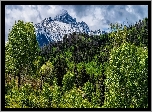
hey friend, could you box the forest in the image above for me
[5,18,148,108]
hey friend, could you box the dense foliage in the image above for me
[5,17,148,108]
[103,42,148,108]
[5,20,39,88]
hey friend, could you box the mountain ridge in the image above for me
[35,9,105,47]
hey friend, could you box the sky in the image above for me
[5,5,148,42]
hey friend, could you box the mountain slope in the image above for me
[35,10,91,47]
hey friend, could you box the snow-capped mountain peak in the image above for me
[35,9,105,47]
[54,9,76,24]
[35,10,90,47]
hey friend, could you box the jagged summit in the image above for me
[54,9,76,24]
[35,9,106,47]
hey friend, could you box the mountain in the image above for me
[34,9,103,47]
[54,10,76,24]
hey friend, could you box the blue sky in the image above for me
[5,5,148,42]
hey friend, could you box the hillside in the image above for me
[5,17,148,108]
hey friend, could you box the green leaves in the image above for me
[62,71,75,92]
[108,23,128,48]
[104,42,148,108]
[6,20,39,77]
[59,86,94,108]
[85,61,102,80]
[39,61,54,86]
[39,61,54,77]
[82,81,94,102]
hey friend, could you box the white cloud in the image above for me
[126,5,134,13]
[5,5,148,42]
[5,5,60,41]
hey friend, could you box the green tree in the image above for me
[62,71,75,92]
[5,42,15,83]
[7,20,39,88]
[75,63,89,88]
[82,81,94,102]
[53,56,68,87]
[108,23,128,48]
[39,61,54,89]
[59,86,96,108]
[103,42,148,108]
